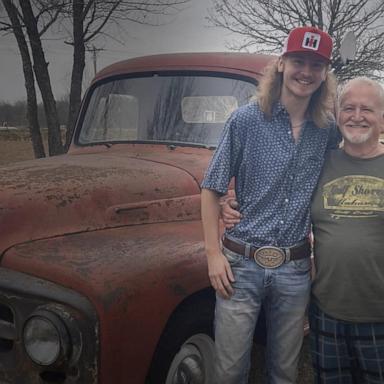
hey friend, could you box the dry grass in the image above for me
[0,138,36,166]
[0,130,45,166]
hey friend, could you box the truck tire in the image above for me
[146,290,215,384]
[165,333,215,384]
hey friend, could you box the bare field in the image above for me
[0,138,35,166]
[0,130,36,166]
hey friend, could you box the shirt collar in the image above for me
[271,101,317,128]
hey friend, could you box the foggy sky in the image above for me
[0,0,234,103]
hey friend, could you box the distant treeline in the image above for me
[0,99,69,128]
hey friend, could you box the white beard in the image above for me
[342,128,372,144]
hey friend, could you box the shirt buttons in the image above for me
[202,102,331,246]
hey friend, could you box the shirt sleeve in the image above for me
[201,110,243,195]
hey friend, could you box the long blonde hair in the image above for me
[256,59,337,128]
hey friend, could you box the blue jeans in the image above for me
[214,246,311,384]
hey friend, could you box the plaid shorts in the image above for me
[309,301,384,384]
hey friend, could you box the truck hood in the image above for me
[0,145,211,255]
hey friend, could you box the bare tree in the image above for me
[1,0,79,155]
[19,0,66,155]
[0,0,189,156]
[208,0,384,81]
[1,0,46,157]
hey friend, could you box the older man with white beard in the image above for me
[309,77,384,383]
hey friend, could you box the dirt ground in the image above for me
[1,132,314,383]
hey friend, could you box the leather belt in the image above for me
[222,236,311,268]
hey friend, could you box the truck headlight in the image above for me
[23,309,70,366]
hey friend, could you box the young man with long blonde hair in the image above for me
[201,26,339,384]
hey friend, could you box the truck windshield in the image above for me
[78,73,257,148]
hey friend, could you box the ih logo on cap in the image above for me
[302,32,321,51]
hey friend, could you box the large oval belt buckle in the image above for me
[254,246,285,268]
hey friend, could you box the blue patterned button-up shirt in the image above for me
[201,101,339,247]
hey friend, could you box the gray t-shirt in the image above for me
[311,149,384,322]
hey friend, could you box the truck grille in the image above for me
[0,302,15,351]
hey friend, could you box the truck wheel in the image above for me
[165,333,215,384]
[146,290,215,384]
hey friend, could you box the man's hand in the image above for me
[207,251,235,299]
[201,188,236,299]
[220,197,241,229]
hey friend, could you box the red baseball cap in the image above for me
[282,26,333,62]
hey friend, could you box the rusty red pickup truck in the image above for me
[0,52,274,384]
